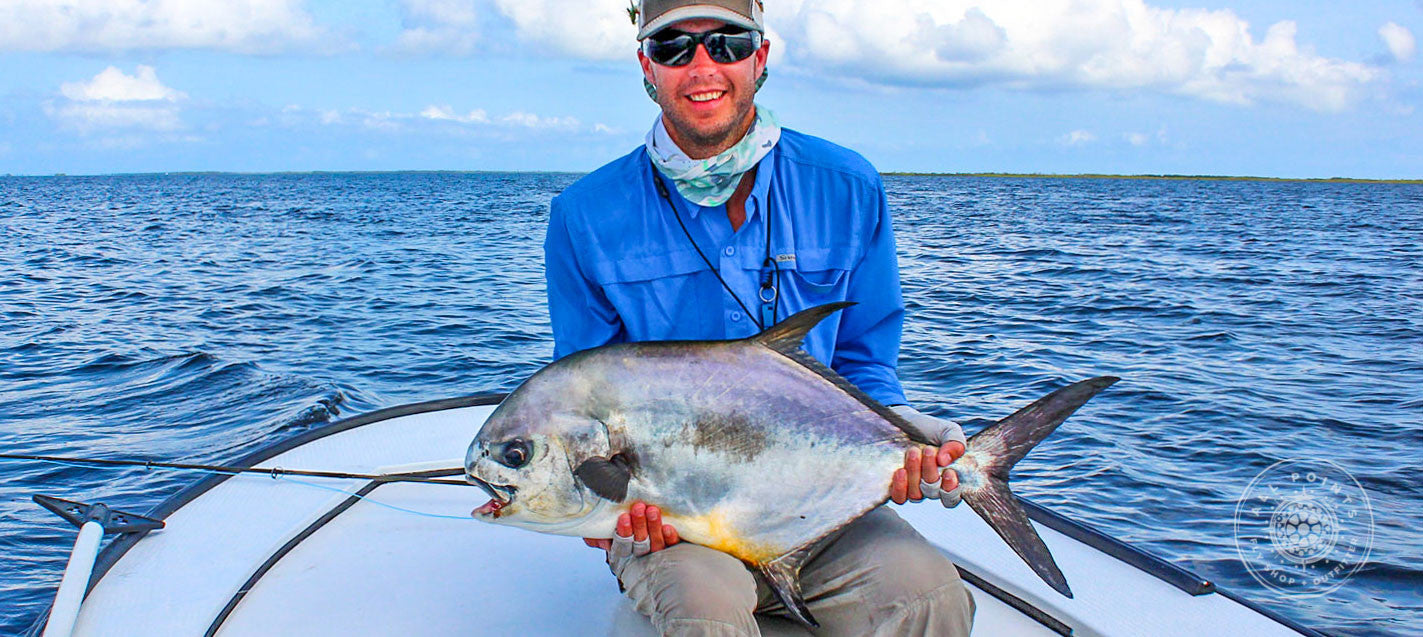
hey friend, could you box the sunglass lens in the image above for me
[706,32,758,64]
[644,29,759,66]
[647,34,696,66]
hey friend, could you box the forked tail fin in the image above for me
[957,376,1120,598]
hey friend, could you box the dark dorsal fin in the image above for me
[574,454,633,502]
[752,302,936,446]
[753,302,856,354]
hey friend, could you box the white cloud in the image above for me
[46,103,185,133]
[60,66,186,103]
[421,105,490,124]
[502,111,581,130]
[466,0,1380,111]
[768,0,1379,112]
[1060,130,1096,146]
[277,103,599,135]
[1380,22,1417,62]
[47,66,187,134]
[491,0,634,60]
[394,0,481,55]
[0,0,330,53]
[1125,132,1150,146]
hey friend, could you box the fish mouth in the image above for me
[468,475,517,519]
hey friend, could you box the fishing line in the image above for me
[9,455,478,522]
[280,475,475,521]
[0,452,469,485]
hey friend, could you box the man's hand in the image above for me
[582,501,680,554]
[887,405,968,507]
[890,441,966,505]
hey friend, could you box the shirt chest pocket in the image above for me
[779,250,854,307]
[585,250,714,340]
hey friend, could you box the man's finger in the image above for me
[647,506,665,552]
[662,524,679,547]
[616,513,633,539]
[919,478,941,500]
[890,468,908,504]
[940,482,963,509]
[920,445,941,486]
[630,502,649,542]
[941,467,960,492]
[938,441,966,466]
[905,448,924,501]
[608,530,634,563]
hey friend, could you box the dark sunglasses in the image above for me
[642,27,763,67]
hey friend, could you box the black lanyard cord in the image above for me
[651,162,777,331]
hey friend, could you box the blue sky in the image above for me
[0,0,1419,178]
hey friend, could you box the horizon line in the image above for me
[2,170,1419,185]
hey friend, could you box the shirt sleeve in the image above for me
[545,195,626,361]
[830,175,908,406]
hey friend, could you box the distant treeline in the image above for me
[882,172,1423,185]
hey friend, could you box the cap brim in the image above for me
[638,6,761,40]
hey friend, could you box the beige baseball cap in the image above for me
[635,0,765,40]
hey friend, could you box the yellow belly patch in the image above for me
[675,509,782,565]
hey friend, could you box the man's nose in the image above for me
[685,42,720,76]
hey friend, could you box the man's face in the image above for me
[639,18,770,157]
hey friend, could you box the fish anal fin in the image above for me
[962,477,1073,598]
[574,454,632,503]
[753,302,854,355]
[759,549,819,629]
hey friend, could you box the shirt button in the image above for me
[730,312,742,322]
[724,246,735,256]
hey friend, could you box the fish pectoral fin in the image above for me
[759,551,819,629]
[574,454,633,503]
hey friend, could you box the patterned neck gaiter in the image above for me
[645,106,781,208]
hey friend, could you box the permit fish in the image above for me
[465,302,1117,627]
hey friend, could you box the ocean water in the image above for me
[1,173,1419,635]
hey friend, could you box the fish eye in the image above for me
[499,439,531,468]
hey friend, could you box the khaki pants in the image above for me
[618,507,976,636]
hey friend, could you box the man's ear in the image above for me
[638,50,657,84]
[754,39,771,80]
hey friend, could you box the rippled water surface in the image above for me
[1,173,1419,635]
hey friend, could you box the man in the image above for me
[543,1,976,634]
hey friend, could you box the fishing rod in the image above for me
[0,452,471,486]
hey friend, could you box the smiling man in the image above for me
[543,1,976,635]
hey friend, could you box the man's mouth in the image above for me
[687,90,726,104]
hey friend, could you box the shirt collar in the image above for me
[682,143,777,220]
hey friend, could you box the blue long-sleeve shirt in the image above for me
[544,128,907,406]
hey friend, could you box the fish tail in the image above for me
[956,376,1119,598]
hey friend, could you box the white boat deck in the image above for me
[37,401,1310,636]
